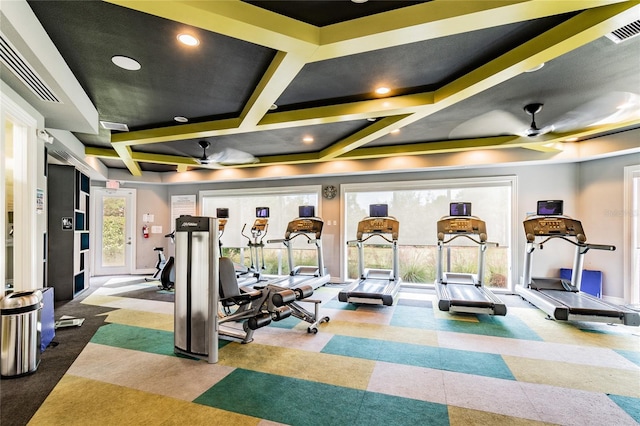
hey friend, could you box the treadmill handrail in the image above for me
[534,235,615,252]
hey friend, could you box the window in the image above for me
[200,186,320,274]
[342,177,515,290]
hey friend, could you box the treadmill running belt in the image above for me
[541,290,624,317]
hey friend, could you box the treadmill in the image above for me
[435,202,507,316]
[263,205,331,333]
[216,207,258,286]
[338,204,401,306]
[266,205,331,290]
[516,200,639,326]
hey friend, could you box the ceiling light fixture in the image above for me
[111,55,141,71]
[177,33,199,46]
[351,0,369,3]
[390,129,400,134]
[375,87,390,95]
[269,104,278,111]
[303,136,314,143]
[174,116,188,123]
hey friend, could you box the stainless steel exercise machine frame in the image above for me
[435,210,506,316]
[516,205,639,326]
[339,205,401,306]
[266,207,330,333]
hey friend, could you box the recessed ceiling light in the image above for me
[111,55,141,71]
[174,116,188,123]
[269,104,278,111]
[375,87,391,95]
[351,0,369,3]
[303,136,314,143]
[390,129,400,134]
[177,33,199,46]
[367,118,377,122]
[525,63,545,72]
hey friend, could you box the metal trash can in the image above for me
[1,290,43,378]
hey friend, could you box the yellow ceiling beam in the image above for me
[313,0,625,62]
[111,118,241,146]
[319,115,412,160]
[239,51,310,129]
[106,0,319,55]
[85,146,119,158]
[112,145,142,176]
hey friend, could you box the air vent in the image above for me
[0,32,61,103]
[605,20,640,44]
[100,121,129,132]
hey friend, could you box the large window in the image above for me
[343,177,515,290]
[200,186,320,274]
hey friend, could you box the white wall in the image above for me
[578,153,640,301]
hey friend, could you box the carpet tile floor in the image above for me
[28,278,640,425]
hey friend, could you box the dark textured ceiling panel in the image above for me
[275,14,574,109]
[29,0,276,130]
[244,0,427,26]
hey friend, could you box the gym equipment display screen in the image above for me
[298,205,315,218]
[369,204,388,217]
[216,207,229,218]
[450,202,471,216]
[537,200,563,216]
[256,207,270,218]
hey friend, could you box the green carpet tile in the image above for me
[608,394,640,423]
[194,368,450,426]
[321,335,515,380]
[390,305,543,341]
[90,323,175,356]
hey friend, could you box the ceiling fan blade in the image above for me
[449,110,529,139]
[551,92,640,133]
[207,147,258,165]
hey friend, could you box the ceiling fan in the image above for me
[449,91,640,140]
[197,140,258,166]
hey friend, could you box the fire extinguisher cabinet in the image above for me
[173,216,219,363]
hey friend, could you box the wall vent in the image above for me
[605,20,640,44]
[100,121,129,132]
[0,32,61,103]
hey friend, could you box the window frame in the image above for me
[340,176,518,291]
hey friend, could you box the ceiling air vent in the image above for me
[0,32,61,103]
[100,121,129,131]
[605,20,640,44]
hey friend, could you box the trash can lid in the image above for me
[0,290,43,311]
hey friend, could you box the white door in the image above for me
[92,188,136,275]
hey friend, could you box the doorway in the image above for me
[92,188,136,275]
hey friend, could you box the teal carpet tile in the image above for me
[615,349,640,367]
[608,394,640,423]
[194,368,449,426]
[321,335,515,380]
[391,305,542,341]
[90,323,230,356]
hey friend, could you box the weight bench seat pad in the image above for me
[219,257,262,306]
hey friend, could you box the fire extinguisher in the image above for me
[142,224,149,238]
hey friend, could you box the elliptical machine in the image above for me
[240,207,270,281]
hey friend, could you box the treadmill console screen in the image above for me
[298,205,315,218]
[285,218,323,239]
[437,217,486,238]
[537,200,563,216]
[216,207,229,218]
[256,207,270,218]
[449,202,471,216]
[369,204,388,217]
[523,217,585,242]
[357,217,399,240]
